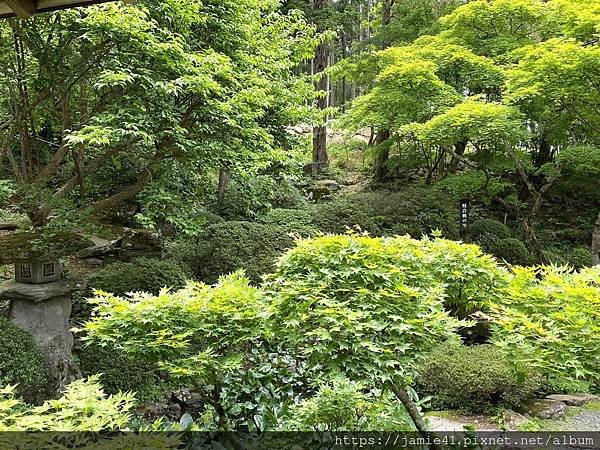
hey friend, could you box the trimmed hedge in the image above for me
[491,238,531,265]
[177,221,294,284]
[87,258,189,297]
[417,343,542,413]
[77,344,174,403]
[469,219,511,240]
[310,189,458,238]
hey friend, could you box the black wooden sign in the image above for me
[459,199,470,240]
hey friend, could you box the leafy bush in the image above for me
[0,317,49,403]
[82,273,272,432]
[490,238,531,265]
[88,258,189,297]
[490,266,600,393]
[77,344,174,403]
[266,234,472,386]
[211,177,307,220]
[281,378,413,431]
[183,221,294,284]
[0,376,134,431]
[417,343,542,413]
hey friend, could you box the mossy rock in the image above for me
[0,232,93,264]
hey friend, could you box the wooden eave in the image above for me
[0,0,116,19]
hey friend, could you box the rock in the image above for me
[426,411,499,432]
[0,223,19,231]
[166,403,182,420]
[83,258,104,266]
[546,394,599,407]
[0,280,71,303]
[501,410,529,431]
[307,179,340,200]
[0,232,93,264]
[77,236,115,259]
[172,388,203,407]
[5,283,80,395]
[117,228,163,259]
[522,399,567,419]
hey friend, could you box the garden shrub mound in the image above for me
[469,219,511,242]
[490,266,600,394]
[283,378,413,431]
[88,257,189,297]
[175,221,295,284]
[258,208,318,237]
[0,317,49,403]
[490,238,531,265]
[417,343,542,413]
[310,189,458,238]
[77,344,173,403]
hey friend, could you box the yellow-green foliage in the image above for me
[83,272,268,385]
[490,266,600,392]
[266,233,503,384]
[0,376,134,431]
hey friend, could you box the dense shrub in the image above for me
[567,247,592,269]
[211,178,307,220]
[469,218,511,249]
[490,238,531,265]
[258,208,317,236]
[310,189,458,238]
[490,266,600,393]
[83,273,273,431]
[77,344,174,403]
[183,221,294,284]
[0,318,49,403]
[87,258,189,297]
[417,343,542,413]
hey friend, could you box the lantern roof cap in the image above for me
[0,231,93,264]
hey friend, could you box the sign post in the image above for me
[459,199,470,242]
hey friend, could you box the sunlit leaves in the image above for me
[265,233,500,386]
[490,265,600,392]
[402,98,528,149]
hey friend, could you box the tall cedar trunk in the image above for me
[390,383,442,450]
[534,136,553,167]
[373,129,391,180]
[449,140,467,173]
[312,0,329,175]
[593,211,600,266]
[371,1,394,181]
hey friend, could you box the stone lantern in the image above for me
[0,232,93,395]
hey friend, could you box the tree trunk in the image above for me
[311,0,330,175]
[373,129,391,181]
[217,169,231,203]
[534,136,553,167]
[449,140,467,173]
[371,1,394,181]
[593,211,600,266]
[521,216,549,265]
[390,382,442,450]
